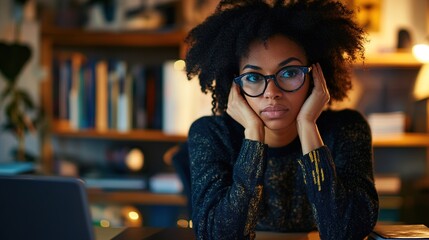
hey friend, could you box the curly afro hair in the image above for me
[185,0,366,115]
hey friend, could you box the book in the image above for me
[149,173,183,194]
[145,65,158,129]
[162,60,191,135]
[59,57,72,120]
[116,61,130,132]
[162,60,212,135]
[153,65,164,130]
[131,64,147,129]
[83,174,147,190]
[95,60,108,131]
[69,53,85,130]
[85,58,97,129]
[108,59,120,130]
[369,224,429,239]
[0,162,35,175]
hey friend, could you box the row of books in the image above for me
[83,172,183,194]
[52,53,211,134]
[367,111,407,135]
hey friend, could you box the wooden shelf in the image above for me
[354,52,422,68]
[52,128,187,142]
[373,133,429,147]
[41,26,188,47]
[87,189,187,206]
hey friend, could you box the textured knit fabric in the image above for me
[188,109,379,240]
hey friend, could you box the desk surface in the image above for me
[94,227,321,240]
[94,227,125,240]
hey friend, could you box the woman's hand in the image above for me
[297,63,330,125]
[227,83,265,142]
[296,63,330,154]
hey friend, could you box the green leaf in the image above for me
[0,84,14,103]
[16,89,35,109]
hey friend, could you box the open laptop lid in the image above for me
[0,175,95,240]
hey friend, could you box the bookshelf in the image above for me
[88,189,187,206]
[51,129,186,142]
[373,134,429,224]
[373,133,429,147]
[360,54,429,224]
[40,26,188,164]
[355,52,422,68]
[39,19,189,213]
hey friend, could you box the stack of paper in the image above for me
[368,112,407,135]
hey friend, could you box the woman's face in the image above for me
[238,35,311,131]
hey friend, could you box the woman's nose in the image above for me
[263,78,282,99]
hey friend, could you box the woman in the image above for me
[184,0,379,239]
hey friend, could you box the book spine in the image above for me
[52,54,204,133]
[69,53,84,130]
[96,60,108,131]
[132,64,147,129]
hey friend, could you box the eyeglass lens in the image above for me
[237,66,307,97]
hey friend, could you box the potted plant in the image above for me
[0,0,43,162]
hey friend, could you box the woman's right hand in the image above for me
[226,83,265,142]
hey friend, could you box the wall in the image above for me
[365,0,428,53]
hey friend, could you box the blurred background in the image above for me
[0,0,428,229]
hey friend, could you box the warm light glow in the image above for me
[412,44,429,63]
[100,219,110,228]
[189,220,193,228]
[125,148,144,171]
[414,64,429,100]
[177,219,189,228]
[128,211,140,221]
[121,206,142,227]
[174,60,186,71]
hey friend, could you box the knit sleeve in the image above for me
[298,111,379,240]
[188,117,267,240]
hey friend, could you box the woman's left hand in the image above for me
[297,63,330,125]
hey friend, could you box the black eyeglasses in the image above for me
[233,65,312,97]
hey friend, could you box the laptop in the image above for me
[0,175,196,240]
[0,175,95,240]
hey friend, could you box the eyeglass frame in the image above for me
[233,65,313,97]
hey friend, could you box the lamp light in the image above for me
[412,65,429,132]
[414,64,429,100]
[412,44,429,63]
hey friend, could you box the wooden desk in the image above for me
[94,227,126,240]
[94,227,320,240]
[256,231,320,240]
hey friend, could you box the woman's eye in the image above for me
[280,68,299,78]
[244,74,263,83]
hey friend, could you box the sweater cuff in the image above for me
[298,146,335,194]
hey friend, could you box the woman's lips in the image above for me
[261,105,289,119]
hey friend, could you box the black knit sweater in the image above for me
[188,109,379,240]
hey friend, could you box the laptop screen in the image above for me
[0,175,95,240]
